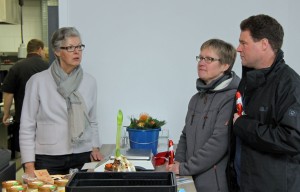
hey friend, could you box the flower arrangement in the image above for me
[127,113,166,130]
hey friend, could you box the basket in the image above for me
[66,172,177,192]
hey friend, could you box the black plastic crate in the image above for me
[66,172,177,192]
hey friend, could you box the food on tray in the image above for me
[34,169,54,184]
[104,163,113,171]
[38,184,57,192]
[27,180,44,191]
[51,175,66,180]
[104,155,136,172]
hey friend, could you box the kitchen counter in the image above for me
[98,144,197,192]
[0,63,14,71]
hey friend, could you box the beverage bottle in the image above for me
[168,139,175,164]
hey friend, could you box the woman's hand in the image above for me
[90,147,105,161]
[165,161,180,174]
[23,162,36,183]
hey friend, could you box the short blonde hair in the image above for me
[201,39,236,74]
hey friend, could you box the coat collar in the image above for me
[243,50,285,92]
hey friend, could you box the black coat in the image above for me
[227,50,300,192]
[2,53,49,122]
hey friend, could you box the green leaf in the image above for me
[115,109,123,157]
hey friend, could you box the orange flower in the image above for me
[139,113,149,121]
[128,113,166,129]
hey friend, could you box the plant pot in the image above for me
[126,127,161,155]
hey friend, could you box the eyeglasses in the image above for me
[60,44,85,52]
[196,56,221,64]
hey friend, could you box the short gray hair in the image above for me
[51,27,81,52]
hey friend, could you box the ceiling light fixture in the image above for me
[18,0,26,58]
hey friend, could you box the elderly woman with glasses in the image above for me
[166,39,240,192]
[20,27,104,176]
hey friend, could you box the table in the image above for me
[98,144,196,192]
[0,161,16,188]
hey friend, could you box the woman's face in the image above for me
[55,36,83,74]
[197,48,229,84]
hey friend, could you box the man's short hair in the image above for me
[27,39,44,53]
[240,14,284,53]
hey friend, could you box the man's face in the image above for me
[237,30,263,69]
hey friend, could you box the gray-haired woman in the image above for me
[20,27,104,176]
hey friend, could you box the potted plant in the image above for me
[126,113,166,155]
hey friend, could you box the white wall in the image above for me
[0,0,42,52]
[59,0,300,144]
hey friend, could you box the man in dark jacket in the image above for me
[227,14,300,192]
[2,39,49,158]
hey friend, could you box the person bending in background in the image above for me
[166,39,240,191]
[227,14,300,192]
[20,27,104,176]
[2,39,49,158]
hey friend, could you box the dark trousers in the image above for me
[35,152,91,175]
[7,122,20,159]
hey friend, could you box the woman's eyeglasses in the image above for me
[60,44,85,52]
[196,56,221,64]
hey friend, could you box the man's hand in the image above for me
[2,114,12,126]
[2,92,14,126]
[233,113,240,124]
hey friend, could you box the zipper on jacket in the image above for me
[190,93,200,125]
[190,114,195,125]
[214,165,221,191]
[202,115,208,129]
[201,93,216,129]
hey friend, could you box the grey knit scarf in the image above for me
[51,59,89,144]
[196,74,231,93]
